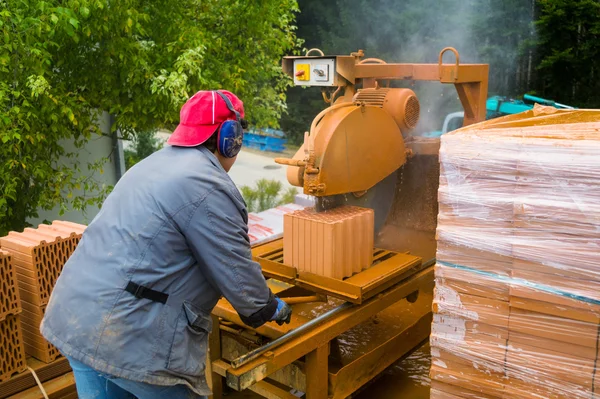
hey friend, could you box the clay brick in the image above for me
[508,331,596,361]
[430,364,505,398]
[432,313,508,341]
[283,206,374,279]
[0,251,20,323]
[503,378,591,399]
[436,240,512,276]
[506,341,594,390]
[509,295,600,324]
[509,268,600,314]
[508,307,598,348]
[0,221,84,307]
[433,283,509,328]
[19,302,59,364]
[0,315,27,383]
[435,264,509,301]
[431,338,507,375]
[431,380,501,399]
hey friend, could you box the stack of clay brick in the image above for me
[283,206,374,279]
[430,107,600,399]
[0,221,86,365]
[0,251,26,383]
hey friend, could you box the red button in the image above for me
[295,70,305,77]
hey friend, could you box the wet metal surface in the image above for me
[354,343,431,399]
[225,288,433,398]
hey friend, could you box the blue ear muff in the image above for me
[217,120,244,158]
[215,91,244,158]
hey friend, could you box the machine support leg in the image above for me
[209,315,223,399]
[305,343,330,399]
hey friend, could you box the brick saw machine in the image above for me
[208,48,489,399]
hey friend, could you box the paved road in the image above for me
[228,150,292,190]
[153,131,292,190]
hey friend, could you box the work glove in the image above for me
[270,297,292,326]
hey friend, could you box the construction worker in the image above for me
[40,90,292,399]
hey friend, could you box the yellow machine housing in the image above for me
[281,88,420,197]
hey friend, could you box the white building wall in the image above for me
[29,112,123,226]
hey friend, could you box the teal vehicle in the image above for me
[424,94,576,137]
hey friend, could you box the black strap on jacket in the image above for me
[125,281,169,304]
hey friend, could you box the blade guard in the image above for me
[290,103,406,196]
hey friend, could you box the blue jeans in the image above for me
[67,357,207,399]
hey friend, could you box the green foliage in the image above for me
[536,0,600,107]
[124,131,164,169]
[240,179,297,213]
[0,0,300,236]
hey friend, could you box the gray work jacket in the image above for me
[40,146,276,396]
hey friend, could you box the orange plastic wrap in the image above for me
[430,106,600,399]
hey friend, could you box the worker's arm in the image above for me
[183,187,288,328]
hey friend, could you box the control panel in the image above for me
[293,58,336,86]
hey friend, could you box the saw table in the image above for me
[208,240,434,398]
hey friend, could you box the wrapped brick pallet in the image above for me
[430,105,600,399]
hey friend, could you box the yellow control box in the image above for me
[295,63,310,81]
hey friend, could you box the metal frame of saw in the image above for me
[207,48,489,399]
[209,262,434,399]
[282,47,489,127]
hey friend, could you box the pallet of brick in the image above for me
[19,303,59,363]
[0,357,71,399]
[0,221,85,307]
[0,221,86,364]
[0,251,20,323]
[0,251,26,383]
[0,315,27,383]
[283,206,374,279]
[430,106,600,399]
[6,371,76,399]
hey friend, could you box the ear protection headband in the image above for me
[215,91,244,158]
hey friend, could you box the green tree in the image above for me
[0,0,300,236]
[124,131,164,170]
[535,0,600,107]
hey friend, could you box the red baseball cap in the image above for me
[167,90,245,147]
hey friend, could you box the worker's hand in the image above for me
[270,297,292,326]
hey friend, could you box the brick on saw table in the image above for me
[0,221,85,307]
[0,251,20,323]
[283,206,374,279]
[0,315,27,383]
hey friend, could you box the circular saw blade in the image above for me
[318,170,397,234]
